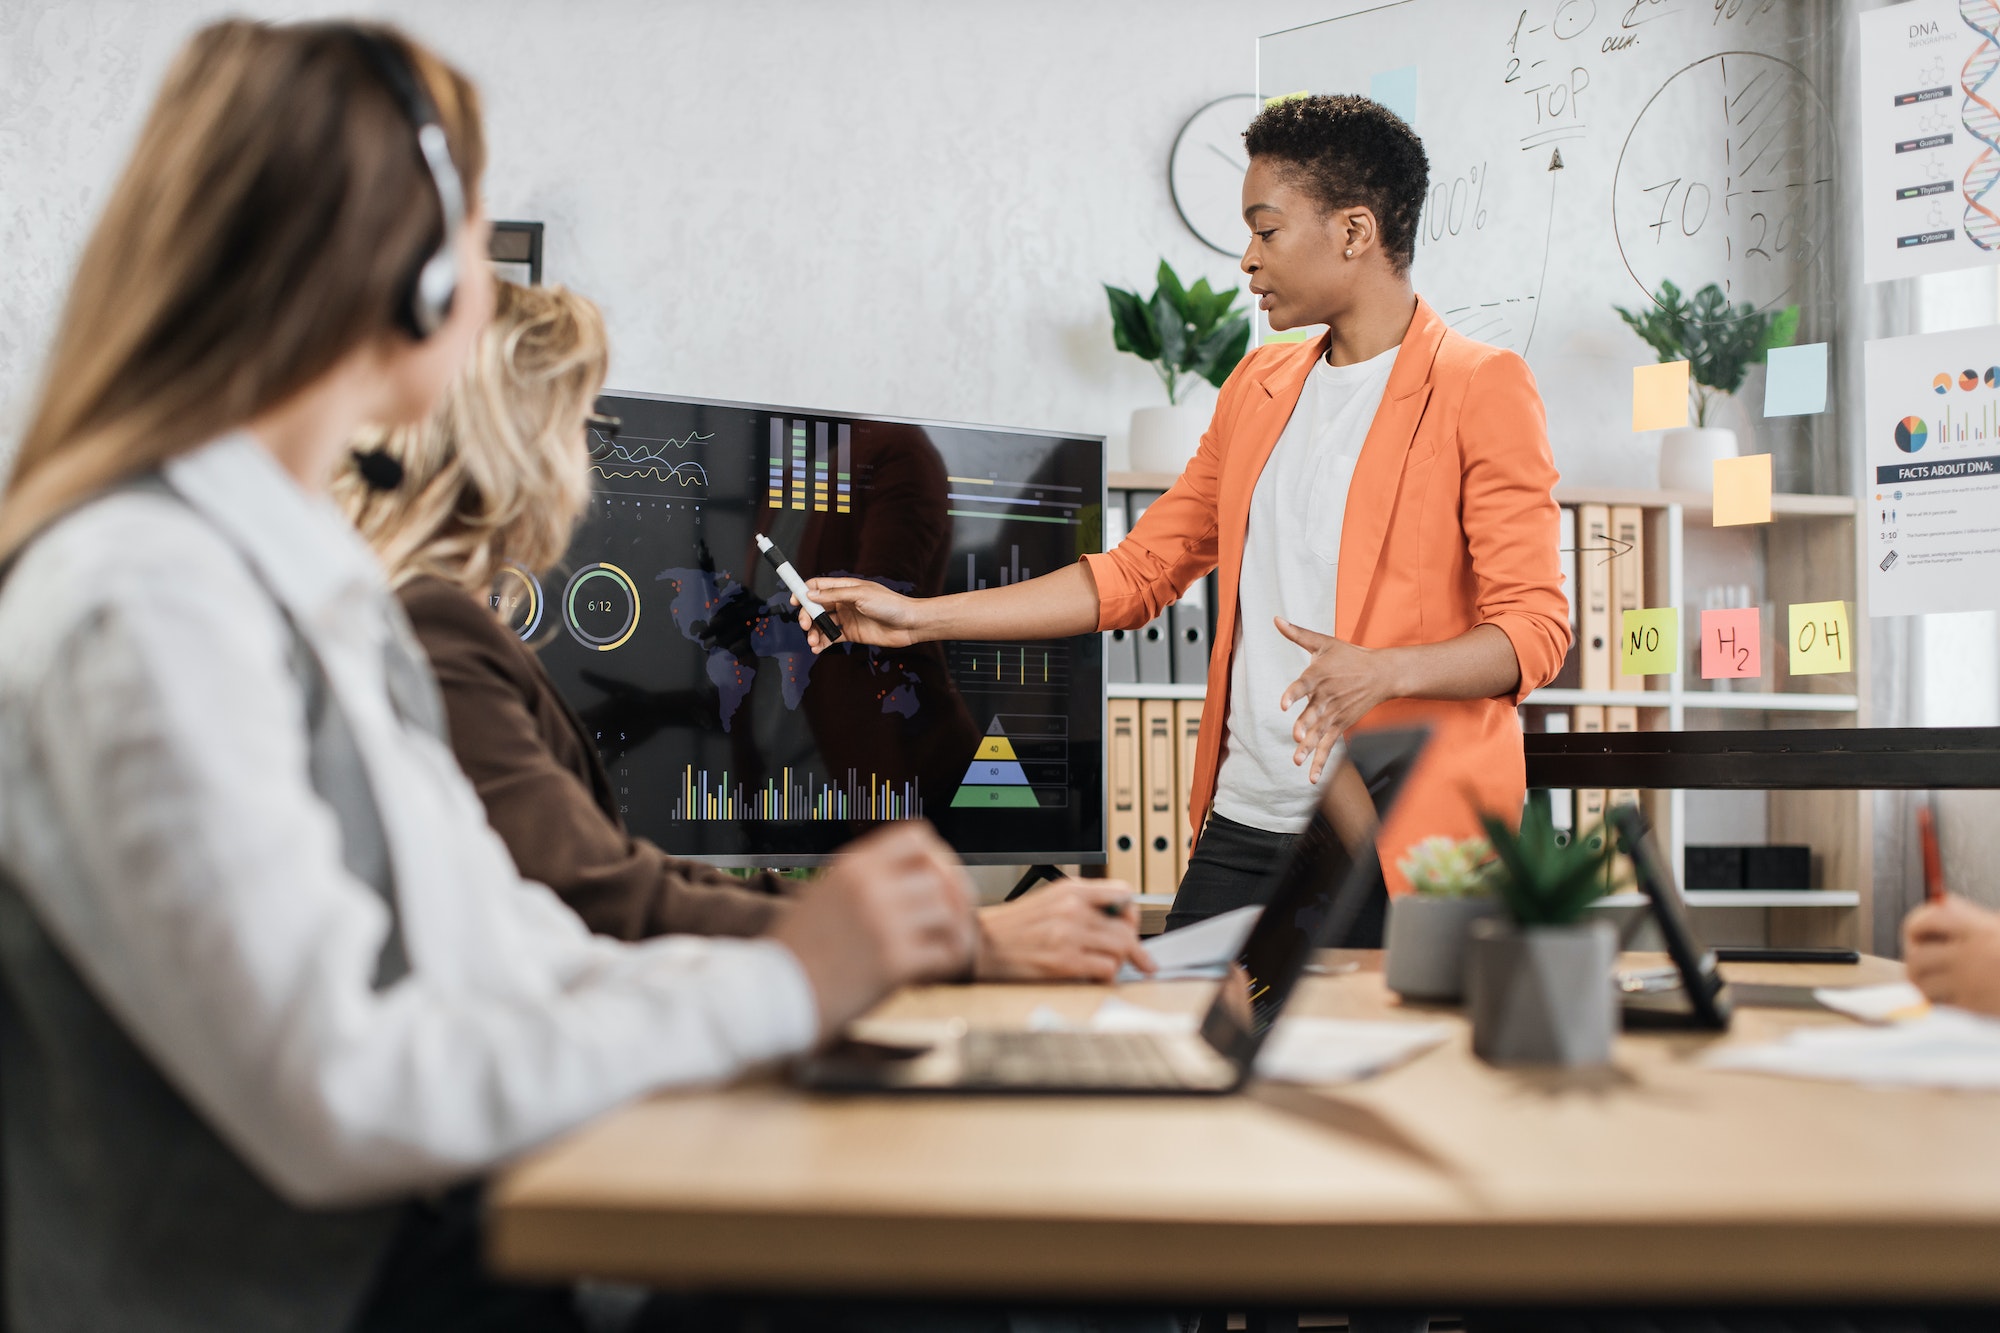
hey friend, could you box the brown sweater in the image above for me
[398,575,786,940]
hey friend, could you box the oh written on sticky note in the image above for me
[1788,600,1852,676]
[1620,607,1679,677]
[1701,607,1762,679]
[1633,360,1690,432]
[1714,453,1773,526]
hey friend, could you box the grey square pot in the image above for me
[1466,917,1617,1067]
[1384,894,1502,1002]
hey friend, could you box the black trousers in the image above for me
[1165,745,1401,943]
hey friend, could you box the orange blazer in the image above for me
[1082,297,1570,892]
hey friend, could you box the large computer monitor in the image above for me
[518,390,1106,866]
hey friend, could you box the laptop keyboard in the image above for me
[957,1030,1199,1089]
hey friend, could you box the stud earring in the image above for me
[1344,248,1353,258]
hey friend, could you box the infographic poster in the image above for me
[1864,326,2000,615]
[1860,0,2000,284]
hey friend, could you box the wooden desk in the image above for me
[490,953,2000,1306]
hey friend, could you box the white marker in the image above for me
[756,533,844,643]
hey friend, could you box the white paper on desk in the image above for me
[1812,981,1930,1025]
[1116,904,1261,982]
[1705,1008,2000,1090]
[1034,999,1449,1086]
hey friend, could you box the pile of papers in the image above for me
[1115,905,1261,983]
[1707,1007,2000,1090]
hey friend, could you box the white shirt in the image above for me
[1211,345,1398,833]
[0,436,817,1207]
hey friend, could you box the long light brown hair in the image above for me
[0,20,485,559]
[337,281,606,596]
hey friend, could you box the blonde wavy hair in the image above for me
[339,280,606,596]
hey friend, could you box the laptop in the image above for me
[795,727,1430,1095]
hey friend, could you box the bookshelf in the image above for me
[1531,483,1868,947]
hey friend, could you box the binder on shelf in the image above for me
[1542,709,1574,835]
[1107,699,1143,887]
[1173,699,1202,882]
[1553,506,1580,689]
[1139,700,1179,894]
[1103,491,1137,684]
[1607,705,1639,810]
[1129,491,1174,683]
[1573,704,1606,840]
[1610,505,1646,692]
[1169,572,1210,685]
[1579,504,1612,691]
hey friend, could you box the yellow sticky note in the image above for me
[1713,453,1773,526]
[1788,600,1852,676]
[1633,360,1691,431]
[1620,607,1679,677]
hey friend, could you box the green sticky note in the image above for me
[1788,601,1852,676]
[1619,607,1679,677]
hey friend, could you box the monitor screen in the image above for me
[521,391,1106,866]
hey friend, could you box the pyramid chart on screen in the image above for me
[950,717,1039,808]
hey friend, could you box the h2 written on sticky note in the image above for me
[1633,360,1690,432]
[1620,607,1679,677]
[1765,342,1829,417]
[1713,453,1773,527]
[1370,65,1418,125]
[1701,607,1762,679]
[1788,600,1852,676]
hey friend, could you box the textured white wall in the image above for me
[0,0,1341,467]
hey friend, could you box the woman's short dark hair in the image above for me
[1243,94,1429,273]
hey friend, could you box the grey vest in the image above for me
[0,476,442,1332]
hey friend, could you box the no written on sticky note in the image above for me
[1701,607,1762,679]
[1714,453,1772,527]
[1620,607,1679,677]
[1633,360,1690,432]
[1789,600,1852,676]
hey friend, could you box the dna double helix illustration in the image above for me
[1962,0,2000,249]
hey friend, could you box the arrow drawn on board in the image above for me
[1521,147,1565,358]
[1560,535,1634,567]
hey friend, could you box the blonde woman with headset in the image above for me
[335,279,1151,981]
[0,21,973,1331]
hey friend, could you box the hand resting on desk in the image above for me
[975,878,1153,983]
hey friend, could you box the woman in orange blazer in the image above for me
[806,95,1570,938]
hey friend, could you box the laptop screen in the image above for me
[1197,727,1429,1070]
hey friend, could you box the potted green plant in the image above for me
[1384,836,1505,1002]
[1614,280,1799,492]
[1465,803,1619,1067]
[1104,259,1251,473]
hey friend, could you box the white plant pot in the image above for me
[1466,918,1617,1068]
[1384,894,1503,1002]
[1657,426,1739,493]
[1127,403,1208,476]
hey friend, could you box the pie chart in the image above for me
[1895,417,1929,454]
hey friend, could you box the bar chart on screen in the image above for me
[948,640,1071,694]
[671,764,923,822]
[766,418,852,513]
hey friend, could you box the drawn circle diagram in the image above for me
[491,564,544,640]
[1896,417,1929,453]
[562,562,640,651]
[1612,52,1837,316]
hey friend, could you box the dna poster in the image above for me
[1861,0,2000,284]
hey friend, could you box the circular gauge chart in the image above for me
[562,562,640,651]
[490,564,544,641]
[1895,417,1929,454]
[1612,52,1837,315]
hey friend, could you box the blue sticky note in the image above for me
[1370,66,1418,126]
[1764,342,1829,418]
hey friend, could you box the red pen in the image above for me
[1918,803,1946,905]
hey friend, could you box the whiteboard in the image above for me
[1259,1,1837,487]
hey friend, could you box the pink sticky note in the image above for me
[1701,607,1762,680]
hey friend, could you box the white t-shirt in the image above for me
[1211,344,1398,834]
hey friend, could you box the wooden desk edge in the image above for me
[489,1206,2000,1303]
